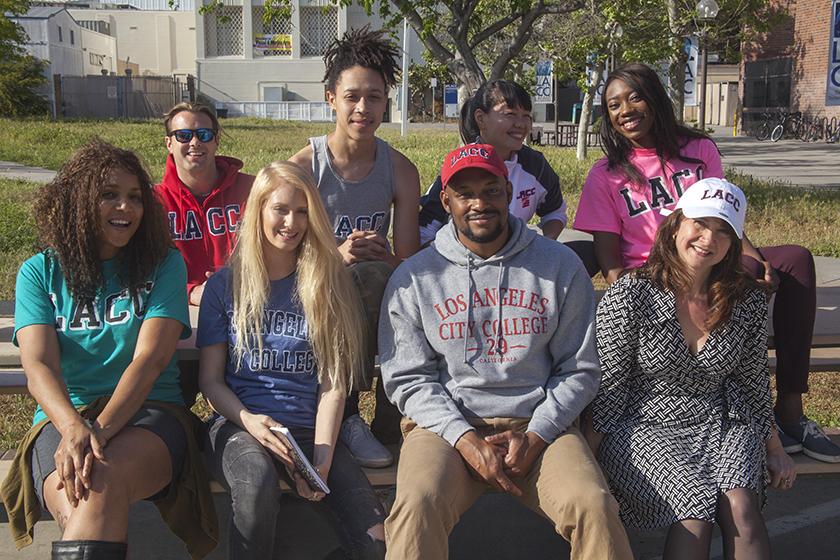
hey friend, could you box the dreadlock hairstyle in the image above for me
[323,25,400,93]
[33,140,171,303]
[637,209,760,332]
[459,79,532,144]
[600,63,715,189]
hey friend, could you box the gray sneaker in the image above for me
[775,422,803,454]
[783,415,840,463]
[340,414,394,468]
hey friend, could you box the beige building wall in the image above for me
[80,27,117,75]
[199,58,327,101]
[70,9,196,76]
[683,64,740,126]
[196,0,423,110]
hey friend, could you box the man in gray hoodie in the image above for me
[378,144,632,560]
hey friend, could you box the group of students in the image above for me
[2,25,837,560]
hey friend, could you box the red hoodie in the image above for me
[155,155,254,297]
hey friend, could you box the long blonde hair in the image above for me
[228,161,366,394]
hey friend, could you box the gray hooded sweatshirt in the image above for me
[378,216,601,447]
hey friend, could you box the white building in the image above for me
[13,7,85,76]
[195,0,423,120]
[69,8,197,75]
[12,7,119,77]
[80,25,117,74]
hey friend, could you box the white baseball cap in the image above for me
[661,178,747,238]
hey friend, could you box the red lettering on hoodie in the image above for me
[155,155,255,296]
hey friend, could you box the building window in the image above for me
[744,57,791,109]
[299,5,337,57]
[252,7,292,57]
[70,29,75,45]
[58,26,62,42]
[204,6,244,57]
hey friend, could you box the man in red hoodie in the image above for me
[156,102,255,305]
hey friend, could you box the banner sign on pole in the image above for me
[535,60,553,103]
[444,84,458,118]
[684,36,699,107]
[827,0,840,106]
[586,54,609,106]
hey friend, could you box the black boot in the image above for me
[51,540,127,560]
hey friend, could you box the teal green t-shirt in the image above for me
[13,249,192,425]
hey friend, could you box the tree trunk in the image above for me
[576,59,604,161]
[446,53,485,105]
[668,48,688,124]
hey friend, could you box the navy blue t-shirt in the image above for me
[197,268,318,428]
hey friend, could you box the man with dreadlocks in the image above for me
[291,26,420,469]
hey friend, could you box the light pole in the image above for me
[696,0,719,130]
[607,21,624,73]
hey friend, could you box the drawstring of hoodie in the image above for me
[463,255,474,365]
[495,261,504,354]
[461,254,507,365]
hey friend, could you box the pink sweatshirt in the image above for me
[574,137,723,269]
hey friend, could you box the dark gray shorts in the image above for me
[30,406,187,510]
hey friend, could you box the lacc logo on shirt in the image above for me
[168,205,241,241]
[52,282,153,331]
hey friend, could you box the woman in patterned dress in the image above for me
[592,178,795,559]
[576,63,838,464]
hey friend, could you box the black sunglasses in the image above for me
[168,128,217,143]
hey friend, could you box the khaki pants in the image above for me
[385,419,633,560]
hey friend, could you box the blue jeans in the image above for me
[207,418,386,559]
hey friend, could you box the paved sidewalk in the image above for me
[0,161,56,184]
[2,469,840,559]
[709,126,840,190]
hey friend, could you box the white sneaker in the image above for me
[340,414,393,468]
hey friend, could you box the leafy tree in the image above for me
[0,54,49,117]
[0,0,30,57]
[0,0,48,117]
[527,0,670,158]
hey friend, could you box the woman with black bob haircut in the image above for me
[1,141,216,559]
[574,63,837,463]
[418,79,578,259]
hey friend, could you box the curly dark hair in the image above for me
[600,63,715,188]
[33,140,172,302]
[323,25,400,93]
[638,209,761,332]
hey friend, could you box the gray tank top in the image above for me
[309,135,395,241]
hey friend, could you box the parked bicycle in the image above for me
[751,110,778,141]
[770,111,805,142]
[826,117,840,144]
[798,116,824,142]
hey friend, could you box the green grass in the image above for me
[0,117,839,449]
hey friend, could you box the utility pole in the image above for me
[401,18,409,137]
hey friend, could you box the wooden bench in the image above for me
[2,290,840,479]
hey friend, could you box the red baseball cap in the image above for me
[440,143,508,188]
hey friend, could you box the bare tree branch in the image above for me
[470,13,522,48]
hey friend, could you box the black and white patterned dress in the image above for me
[593,275,772,530]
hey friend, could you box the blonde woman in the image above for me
[197,161,386,559]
